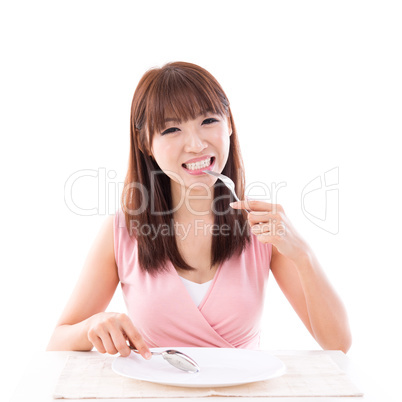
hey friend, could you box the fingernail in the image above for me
[229,202,236,207]
[145,351,152,360]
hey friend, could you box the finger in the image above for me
[255,231,276,244]
[109,327,132,357]
[251,222,272,235]
[230,199,272,211]
[121,318,152,360]
[248,212,280,226]
[230,200,283,213]
[89,334,106,354]
[100,331,119,355]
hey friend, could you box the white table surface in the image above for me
[10,350,391,401]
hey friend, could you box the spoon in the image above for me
[129,345,200,373]
[203,170,251,213]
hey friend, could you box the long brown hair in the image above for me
[121,61,250,274]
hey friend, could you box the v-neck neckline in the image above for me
[172,260,224,311]
[179,276,213,286]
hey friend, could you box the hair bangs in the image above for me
[145,65,229,137]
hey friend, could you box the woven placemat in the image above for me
[54,353,363,398]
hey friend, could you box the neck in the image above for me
[171,180,214,222]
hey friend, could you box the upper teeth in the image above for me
[184,157,212,171]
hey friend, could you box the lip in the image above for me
[182,157,216,176]
[182,155,213,164]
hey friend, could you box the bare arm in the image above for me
[231,199,352,353]
[270,246,352,353]
[46,215,150,359]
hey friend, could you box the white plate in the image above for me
[112,347,286,387]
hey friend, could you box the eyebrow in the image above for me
[163,111,217,124]
[163,117,181,123]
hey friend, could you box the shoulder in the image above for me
[251,232,272,255]
[114,209,126,229]
[240,233,272,265]
[76,215,119,284]
[113,209,139,269]
[98,213,115,237]
[91,214,116,256]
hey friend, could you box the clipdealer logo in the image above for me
[64,166,340,235]
[64,168,123,216]
[301,167,339,235]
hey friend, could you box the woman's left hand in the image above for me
[230,199,309,262]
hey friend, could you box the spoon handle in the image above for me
[128,345,161,355]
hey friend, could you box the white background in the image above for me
[1,1,401,400]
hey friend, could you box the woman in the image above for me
[47,61,351,360]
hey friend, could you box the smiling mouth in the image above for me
[182,157,214,171]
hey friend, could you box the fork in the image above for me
[129,345,200,373]
[203,170,251,213]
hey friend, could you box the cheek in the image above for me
[214,131,231,156]
[152,140,177,169]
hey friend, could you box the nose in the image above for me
[183,129,207,153]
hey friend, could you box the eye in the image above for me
[161,127,180,135]
[202,118,218,125]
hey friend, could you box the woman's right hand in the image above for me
[87,312,151,359]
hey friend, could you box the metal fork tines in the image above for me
[203,170,250,213]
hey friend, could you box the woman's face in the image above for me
[150,112,232,194]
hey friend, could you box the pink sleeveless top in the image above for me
[114,210,272,349]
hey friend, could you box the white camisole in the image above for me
[179,276,213,307]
